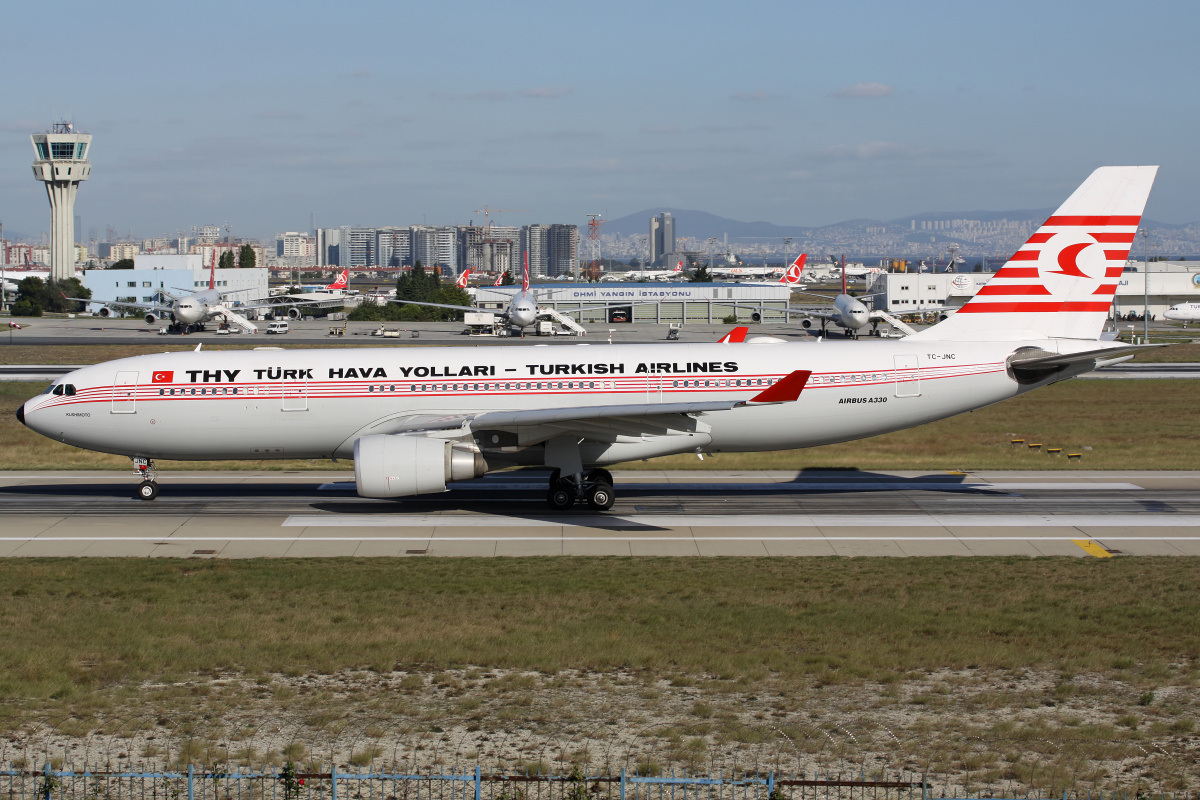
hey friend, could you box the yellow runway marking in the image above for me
[1072,539,1114,558]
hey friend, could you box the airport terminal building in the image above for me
[82,254,268,308]
[474,282,792,324]
[869,262,1200,320]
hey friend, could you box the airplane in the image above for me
[386,254,652,335]
[613,260,685,281]
[18,166,1162,511]
[1164,302,1200,326]
[455,269,471,289]
[67,262,343,333]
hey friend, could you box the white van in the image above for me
[266,321,290,335]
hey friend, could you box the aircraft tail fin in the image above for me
[840,255,846,296]
[718,326,750,343]
[522,252,530,292]
[781,254,806,285]
[456,269,471,289]
[910,166,1158,342]
[210,254,216,290]
[326,269,348,291]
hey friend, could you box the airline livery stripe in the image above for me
[1008,251,1039,261]
[1092,284,1118,295]
[1104,250,1130,260]
[957,301,1113,314]
[1043,215,1141,226]
[994,267,1040,278]
[1106,267,1125,277]
[1091,232,1138,243]
[1026,233,1054,244]
[976,284,1051,296]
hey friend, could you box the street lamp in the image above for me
[1140,227,1150,342]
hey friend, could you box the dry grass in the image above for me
[1,558,1198,701]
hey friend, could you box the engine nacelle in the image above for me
[97,306,112,318]
[354,435,488,498]
[286,306,301,319]
[800,319,813,329]
[144,313,158,325]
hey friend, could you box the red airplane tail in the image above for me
[456,269,471,289]
[326,269,348,290]
[841,255,847,295]
[781,254,806,285]
[522,252,530,292]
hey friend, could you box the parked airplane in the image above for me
[68,262,344,333]
[19,166,1161,510]
[1164,302,1200,326]
[612,260,685,281]
[455,269,471,289]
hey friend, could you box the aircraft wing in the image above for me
[384,299,486,315]
[65,296,175,315]
[356,371,811,440]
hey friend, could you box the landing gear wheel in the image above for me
[547,480,574,510]
[137,480,159,501]
[586,468,613,486]
[586,482,615,511]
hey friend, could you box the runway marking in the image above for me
[282,513,1198,528]
[1,536,1199,543]
[1072,539,1116,557]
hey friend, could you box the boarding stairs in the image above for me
[537,307,587,336]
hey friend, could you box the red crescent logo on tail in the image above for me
[522,252,530,292]
[326,269,348,290]
[456,269,471,288]
[1050,242,1093,278]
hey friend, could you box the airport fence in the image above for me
[0,765,1193,800]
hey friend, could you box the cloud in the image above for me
[518,86,572,98]
[832,82,894,98]
[820,141,923,160]
[258,110,305,121]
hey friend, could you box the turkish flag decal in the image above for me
[152,371,174,383]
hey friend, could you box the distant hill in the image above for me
[603,209,812,241]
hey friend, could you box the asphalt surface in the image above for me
[1,469,1198,557]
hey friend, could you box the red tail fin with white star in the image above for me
[912,166,1158,342]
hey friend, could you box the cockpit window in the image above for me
[52,385,64,396]
[64,385,77,396]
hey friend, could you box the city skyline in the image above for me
[2,1,1198,242]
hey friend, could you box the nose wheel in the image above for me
[132,457,159,500]
[545,468,616,511]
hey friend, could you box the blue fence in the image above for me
[1,766,1194,800]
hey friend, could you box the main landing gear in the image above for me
[132,457,159,501]
[546,468,615,511]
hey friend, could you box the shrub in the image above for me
[11,299,42,317]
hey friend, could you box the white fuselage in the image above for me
[1164,302,1200,322]
[20,339,1052,466]
[171,288,223,324]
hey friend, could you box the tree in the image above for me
[110,258,134,270]
[219,251,236,270]
[973,261,984,272]
[15,276,90,314]
[238,244,256,269]
[501,271,514,285]
[689,264,714,283]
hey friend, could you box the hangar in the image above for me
[473,282,792,324]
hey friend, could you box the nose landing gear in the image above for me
[132,457,159,501]
[545,468,616,511]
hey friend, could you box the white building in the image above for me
[475,282,792,325]
[276,232,316,266]
[82,254,268,308]
[869,261,1200,320]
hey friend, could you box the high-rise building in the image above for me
[521,224,549,277]
[376,227,411,267]
[276,232,316,266]
[649,212,675,266]
[343,227,377,267]
[315,228,340,266]
[31,121,92,280]
[546,224,579,277]
[410,226,457,271]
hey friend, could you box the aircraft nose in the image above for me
[15,402,25,427]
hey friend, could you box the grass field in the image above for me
[3,557,1196,699]
[2,558,1197,792]
[3,378,1197,470]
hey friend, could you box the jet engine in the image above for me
[800,319,813,329]
[144,313,158,325]
[286,306,301,319]
[97,307,112,318]
[354,435,488,498]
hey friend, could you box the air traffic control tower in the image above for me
[31,121,92,281]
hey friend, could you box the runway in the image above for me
[1,469,1198,557]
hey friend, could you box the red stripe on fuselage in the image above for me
[976,284,1051,296]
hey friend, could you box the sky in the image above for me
[3,0,1198,242]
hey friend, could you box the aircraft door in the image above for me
[112,371,139,414]
[893,355,921,398]
[281,380,308,412]
[646,375,662,404]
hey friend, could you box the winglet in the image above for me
[718,326,749,343]
[746,370,811,404]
